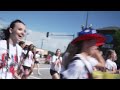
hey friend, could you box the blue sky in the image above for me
[0,11,120,52]
[0,11,120,34]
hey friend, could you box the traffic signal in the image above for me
[46,32,49,38]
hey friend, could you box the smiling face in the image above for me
[9,22,26,42]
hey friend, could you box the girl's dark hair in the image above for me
[105,49,115,60]
[9,19,25,29]
[19,41,25,46]
[31,45,36,60]
[24,45,28,50]
[4,19,25,40]
[55,49,61,55]
[0,29,7,40]
[62,41,84,69]
[24,44,35,59]
[36,51,39,54]
[75,41,84,54]
[56,49,61,52]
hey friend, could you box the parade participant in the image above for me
[61,28,106,79]
[0,19,26,79]
[34,50,41,76]
[105,49,118,73]
[61,43,77,73]
[18,41,28,77]
[50,49,62,79]
[19,41,26,49]
[45,54,52,64]
[22,44,35,79]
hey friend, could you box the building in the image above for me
[35,48,48,56]
[96,26,120,55]
[23,40,48,56]
[97,26,120,48]
[24,40,33,45]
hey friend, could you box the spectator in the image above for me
[105,49,118,73]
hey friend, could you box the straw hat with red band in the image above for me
[71,29,106,46]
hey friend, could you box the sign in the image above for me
[102,44,113,49]
[104,34,113,43]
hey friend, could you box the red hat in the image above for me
[71,29,106,46]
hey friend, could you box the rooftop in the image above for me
[97,26,120,31]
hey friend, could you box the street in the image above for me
[28,59,51,79]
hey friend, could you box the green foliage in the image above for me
[113,30,120,66]
[48,51,55,56]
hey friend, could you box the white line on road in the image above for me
[34,68,50,70]
[28,76,41,79]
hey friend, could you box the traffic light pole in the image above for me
[50,34,75,39]
[46,32,75,39]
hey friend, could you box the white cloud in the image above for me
[25,31,73,52]
[0,19,9,29]
[0,17,9,27]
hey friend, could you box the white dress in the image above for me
[105,59,117,71]
[0,40,23,79]
[50,55,62,73]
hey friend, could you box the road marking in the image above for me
[34,68,50,70]
[28,76,41,79]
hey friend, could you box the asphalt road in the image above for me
[28,61,51,79]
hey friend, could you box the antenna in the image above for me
[85,11,89,29]
[81,11,93,33]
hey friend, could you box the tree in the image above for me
[0,28,6,40]
[48,51,55,56]
[113,30,120,68]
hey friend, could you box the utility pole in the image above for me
[41,39,44,49]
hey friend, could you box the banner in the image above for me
[92,71,120,79]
